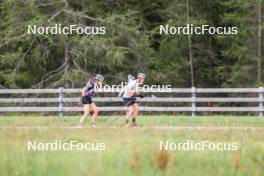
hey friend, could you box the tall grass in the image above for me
[0,116,263,176]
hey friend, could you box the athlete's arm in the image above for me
[86,79,91,86]
[135,83,144,98]
[81,87,86,96]
[82,79,91,96]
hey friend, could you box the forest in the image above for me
[0,0,263,88]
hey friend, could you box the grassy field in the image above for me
[0,116,264,176]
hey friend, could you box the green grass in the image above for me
[0,115,264,176]
[0,115,264,126]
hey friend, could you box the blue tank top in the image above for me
[84,80,95,97]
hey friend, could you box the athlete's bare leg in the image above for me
[131,103,139,126]
[125,106,134,125]
[79,104,90,126]
[89,103,98,125]
[132,103,139,117]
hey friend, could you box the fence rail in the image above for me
[0,87,264,117]
[0,88,263,94]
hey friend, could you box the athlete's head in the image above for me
[136,73,145,84]
[94,74,104,86]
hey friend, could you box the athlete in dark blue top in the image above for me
[82,80,95,104]
[79,74,104,127]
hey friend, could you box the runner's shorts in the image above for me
[82,96,92,104]
[123,97,136,107]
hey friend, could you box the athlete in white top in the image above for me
[122,73,145,126]
[123,79,138,98]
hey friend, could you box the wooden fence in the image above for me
[0,87,264,117]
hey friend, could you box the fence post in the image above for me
[59,87,64,118]
[259,87,263,117]
[191,87,196,117]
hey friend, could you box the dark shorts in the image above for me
[82,96,92,104]
[123,97,137,107]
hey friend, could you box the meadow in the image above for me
[0,116,263,176]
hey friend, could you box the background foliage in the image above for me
[0,0,263,88]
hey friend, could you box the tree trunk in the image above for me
[64,36,70,88]
[257,3,262,84]
[186,0,195,87]
[63,0,70,88]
